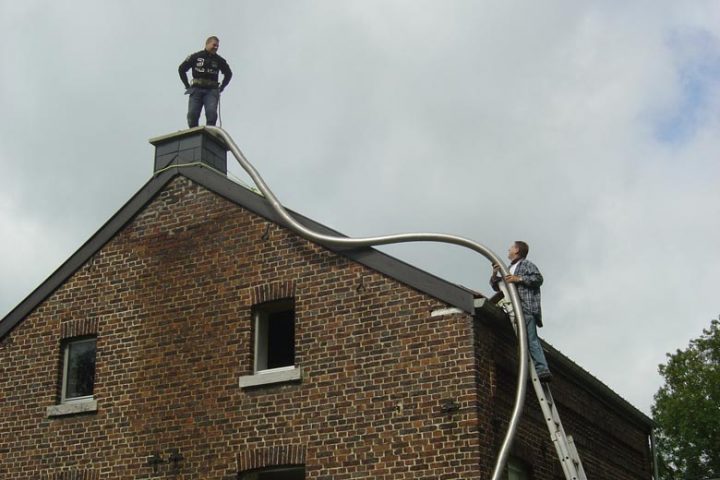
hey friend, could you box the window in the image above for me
[505,457,530,480]
[254,299,295,372]
[240,466,305,480]
[239,299,301,388]
[61,337,97,402]
[47,336,98,417]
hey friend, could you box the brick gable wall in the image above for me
[0,176,488,479]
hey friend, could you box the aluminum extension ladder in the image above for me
[497,283,588,480]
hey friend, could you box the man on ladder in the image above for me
[490,241,552,382]
[491,241,587,479]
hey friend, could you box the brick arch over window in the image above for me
[60,318,98,339]
[251,280,296,305]
[237,445,306,472]
[42,470,99,480]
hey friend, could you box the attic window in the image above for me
[254,299,295,372]
[505,457,530,480]
[239,298,302,388]
[240,466,305,480]
[62,337,97,402]
[47,336,98,417]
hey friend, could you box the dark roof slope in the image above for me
[543,340,654,428]
[475,298,654,428]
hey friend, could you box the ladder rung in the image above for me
[533,374,588,480]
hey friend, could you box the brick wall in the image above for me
[485,322,653,479]
[0,176,489,479]
[0,175,652,479]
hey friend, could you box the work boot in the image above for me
[538,371,553,383]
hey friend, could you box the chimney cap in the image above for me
[149,126,228,175]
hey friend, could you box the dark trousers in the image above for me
[525,314,550,374]
[187,87,219,128]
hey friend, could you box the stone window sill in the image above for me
[239,366,302,388]
[47,399,98,417]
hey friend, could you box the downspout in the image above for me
[650,429,659,480]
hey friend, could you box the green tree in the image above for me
[652,317,720,480]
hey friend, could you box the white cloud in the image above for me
[1,0,719,415]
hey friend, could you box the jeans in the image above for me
[187,87,219,128]
[525,314,550,374]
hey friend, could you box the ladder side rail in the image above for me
[532,374,582,480]
[499,282,586,480]
[567,436,588,479]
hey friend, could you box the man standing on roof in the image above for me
[179,36,232,128]
[491,241,553,382]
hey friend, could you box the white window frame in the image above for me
[61,337,96,403]
[239,299,302,388]
[253,299,295,374]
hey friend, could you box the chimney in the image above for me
[149,127,228,174]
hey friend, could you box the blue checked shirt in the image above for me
[490,258,544,327]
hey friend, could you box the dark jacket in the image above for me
[179,50,232,89]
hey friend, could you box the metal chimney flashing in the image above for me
[149,126,228,174]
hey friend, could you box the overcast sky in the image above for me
[1,1,718,416]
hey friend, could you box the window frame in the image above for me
[239,298,302,389]
[60,336,97,404]
[506,456,531,480]
[253,298,296,374]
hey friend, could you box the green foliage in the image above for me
[652,318,720,480]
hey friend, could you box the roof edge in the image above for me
[543,340,654,428]
[1,163,478,340]
[474,299,654,428]
[0,168,180,339]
